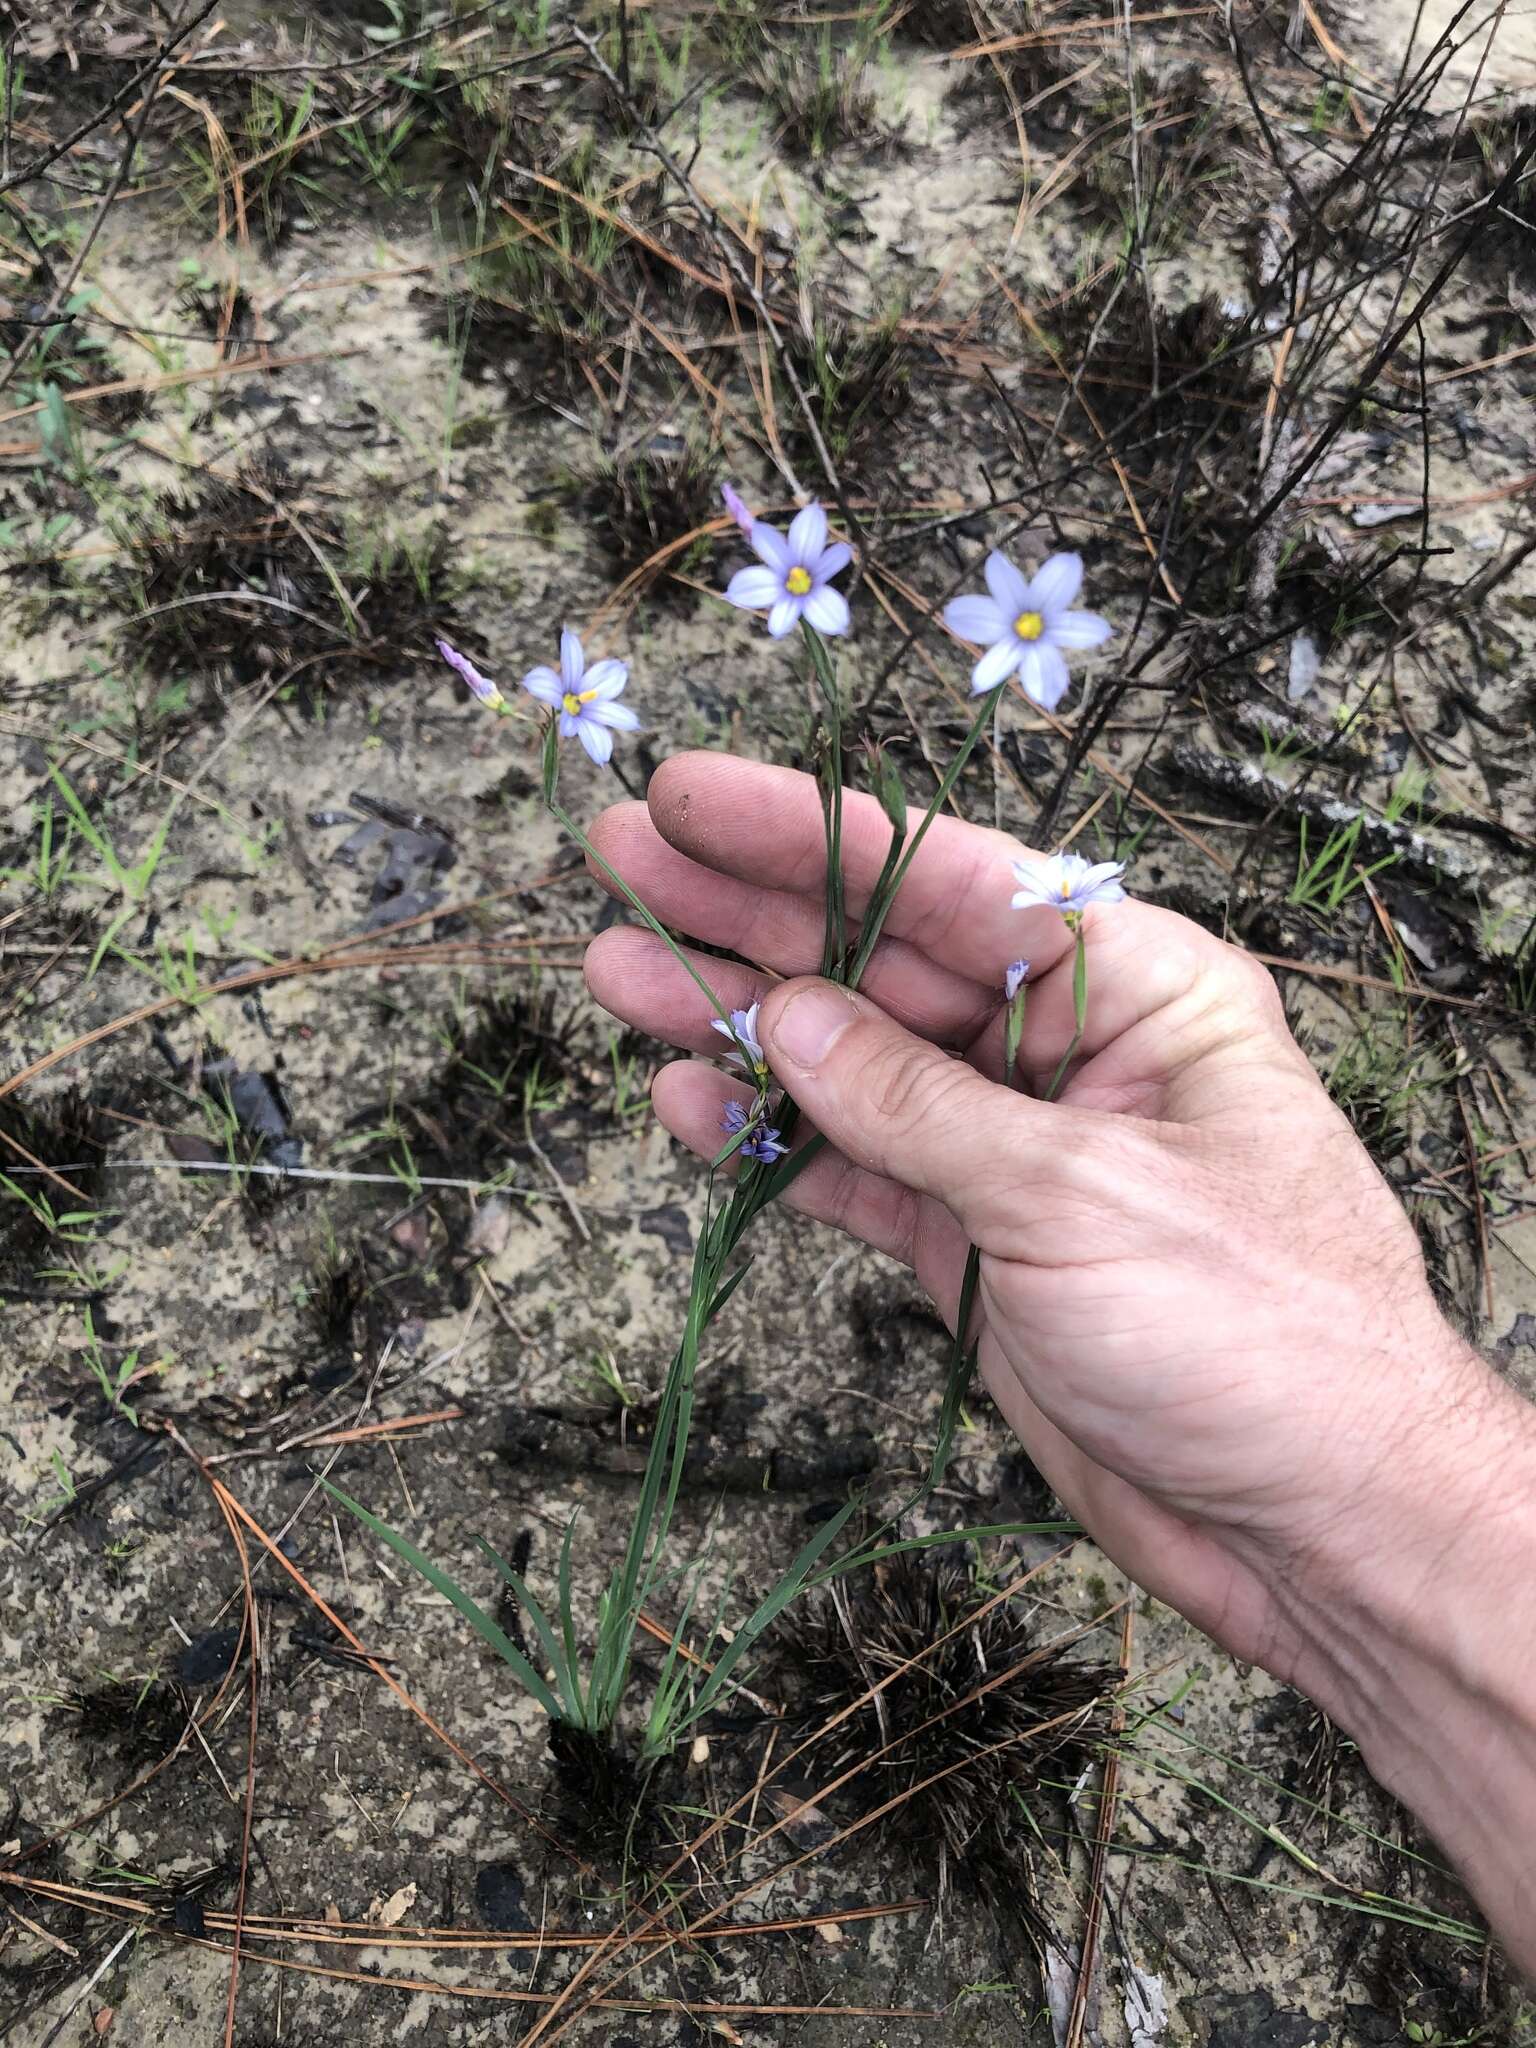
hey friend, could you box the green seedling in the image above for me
[45,762,173,975]
[81,1306,162,1426]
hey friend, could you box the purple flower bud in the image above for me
[721,482,755,534]
[1004,960,1030,1002]
[437,637,504,710]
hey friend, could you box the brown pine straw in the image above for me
[181,1449,581,1866]
[0,1874,919,1954]
[0,345,358,432]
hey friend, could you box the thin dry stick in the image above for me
[1065,1604,1135,2048]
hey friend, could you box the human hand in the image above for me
[582,754,1525,1687]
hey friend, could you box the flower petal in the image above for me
[1020,642,1071,710]
[559,628,584,693]
[1079,859,1126,901]
[787,502,828,566]
[592,699,640,729]
[802,585,850,636]
[814,540,852,580]
[523,665,563,706]
[558,709,581,737]
[725,564,784,611]
[750,519,790,570]
[943,593,1007,646]
[983,550,1030,619]
[581,658,628,701]
[578,718,614,765]
[1024,551,1083,618]
[767,596,802,638]
[1049,609,1114,651]
[971,636,1023,694]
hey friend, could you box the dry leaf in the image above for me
[92,2009,114,2036]
[368,1881,417,1927]
[466,1195,513,1260]
[814,1919,845,1945]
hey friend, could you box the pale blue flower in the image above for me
[1011,853,1126,919]
[521,629,638,767]
[1004,959,1030,1002]
[943,551,1112,707]
[721,482,755,534]
[724,502,851,639]
[711,1002,766,1077]
[722,1098,788,1164]
[437,637,504,710]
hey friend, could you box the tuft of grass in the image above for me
[0,1084,118,1271]
[788,303,915,473]
[577,428,721,585]
[114,461,449,704]
[747,20,884,160]
[1321,1013,1439,1165]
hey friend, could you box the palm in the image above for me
[584,754,1427,1666]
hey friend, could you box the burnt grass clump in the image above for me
[1080,64,1249,242]
[115,461,449,704]
[745,28,883,161]
[545,1722,678,1866]
[577,429,721,587]
[436,987,583,1114]
[785,1551,1118,1885]
[49,1676,187,1775]
[301,1242,374,1377]
[0,1085,118,1274]
[786,310,916,476]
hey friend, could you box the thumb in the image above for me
[758,977,1061,1237]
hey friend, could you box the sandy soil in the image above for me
[4,2,1536,2042]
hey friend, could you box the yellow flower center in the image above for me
[1014,610,1045,641]
[561,688,598,715]
[786,565,813,596]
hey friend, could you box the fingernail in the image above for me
[769,983,860,1070]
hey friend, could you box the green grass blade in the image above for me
[323,1482,563,1720]
[681,1500,857,1730]
[476,1537,582,1725]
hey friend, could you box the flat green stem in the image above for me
[844,683,1004,987]
[549,797,731,1030]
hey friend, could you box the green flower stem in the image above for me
[548,795,733,1034]
[804,624,846,976]
[843,682,1005,988]
[1044,923,1089,1102]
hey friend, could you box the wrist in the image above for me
[1269,1326,1536,1961]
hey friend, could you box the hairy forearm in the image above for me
[1274,1332,1536,1969]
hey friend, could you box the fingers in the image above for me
[754,975,1108,1249]
[584,812,997,1047]
[644,753,1081,990]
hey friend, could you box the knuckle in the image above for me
[865,1035,976,1137]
